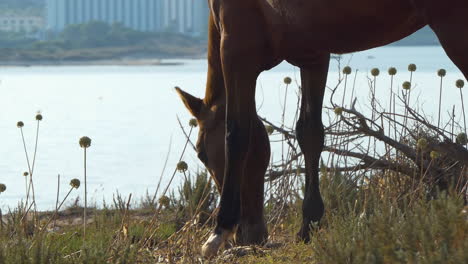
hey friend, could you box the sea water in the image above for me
[0,46,465,210]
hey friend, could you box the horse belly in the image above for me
[286,19,424,54]
[276,0,425,54]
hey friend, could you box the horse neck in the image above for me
[203,65,225,108]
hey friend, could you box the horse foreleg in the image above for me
[236,117,270,245]
[295,54,330,242]
[202,49,262,258]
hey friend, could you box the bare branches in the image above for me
[263,71,467,196]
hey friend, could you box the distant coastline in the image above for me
[0,57,204,67]
[0,26,440,67]
[0,44,207,67]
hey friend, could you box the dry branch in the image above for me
[263,85,467,194]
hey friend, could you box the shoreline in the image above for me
[0,44,442,68]
[0,44,443,68]
[0,57,206,67]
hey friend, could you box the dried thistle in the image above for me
[408,63,417,72]
[265,125,274,135]
[79,136,92,148]
[437,69,446,77]
[417,138,428,150]
[430,151,440,159]
[388,67,397,76]
[159,195,170,208]
[189,118,198,128]
[456,132,468,145]
[70,179,81,189]
[343,66,352,75]
[402,81,411,90]
[334,107,343,116]
[177,161,188,172]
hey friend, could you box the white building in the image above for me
[0,15,44,33]
[46,0,209,36]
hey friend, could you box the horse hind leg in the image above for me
[428,11,468,195]
[294,54,330,242]
[429,7,468,79]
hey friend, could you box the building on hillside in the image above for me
[46,0,209,36]
[0,15,44,33]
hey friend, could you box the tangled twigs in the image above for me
[262,90,467,194]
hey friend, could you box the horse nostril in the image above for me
[197,151,209,164]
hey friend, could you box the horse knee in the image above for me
[296,119,324,151]
[226,119,250,158]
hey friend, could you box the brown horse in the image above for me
[176,0,468,257]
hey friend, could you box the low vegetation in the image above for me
[0,21,206,63]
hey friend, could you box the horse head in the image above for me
[175,86,225,190]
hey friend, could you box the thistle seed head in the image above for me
[177,161,188,172]
[17,121,24,128]
[456,132,468,145]
[35,114,43,121]
[159,195,170,207]
[371,68,380,77]
[70,178,81,189]
[408,64,417,72]
[343,66,352,75]
[334,107,343,116]
[283,77,292,85]
[79,136,92,148]
[189,118,198,128]
[456,79,465,89]
[437,69,446,77]
[430,151,440,160]
[388,67,397,76]
[402,81,411,90]
[265,125,274,135]
[417,138,428,150]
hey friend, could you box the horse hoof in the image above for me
[236,222,268,245]
[202,232,225,258]
[202,229,233,258]
[296,228,311,243]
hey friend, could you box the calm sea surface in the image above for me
[0,46,465,210]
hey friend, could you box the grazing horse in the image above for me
[176,0,468,257]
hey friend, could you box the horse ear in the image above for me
[175,86,203,118]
